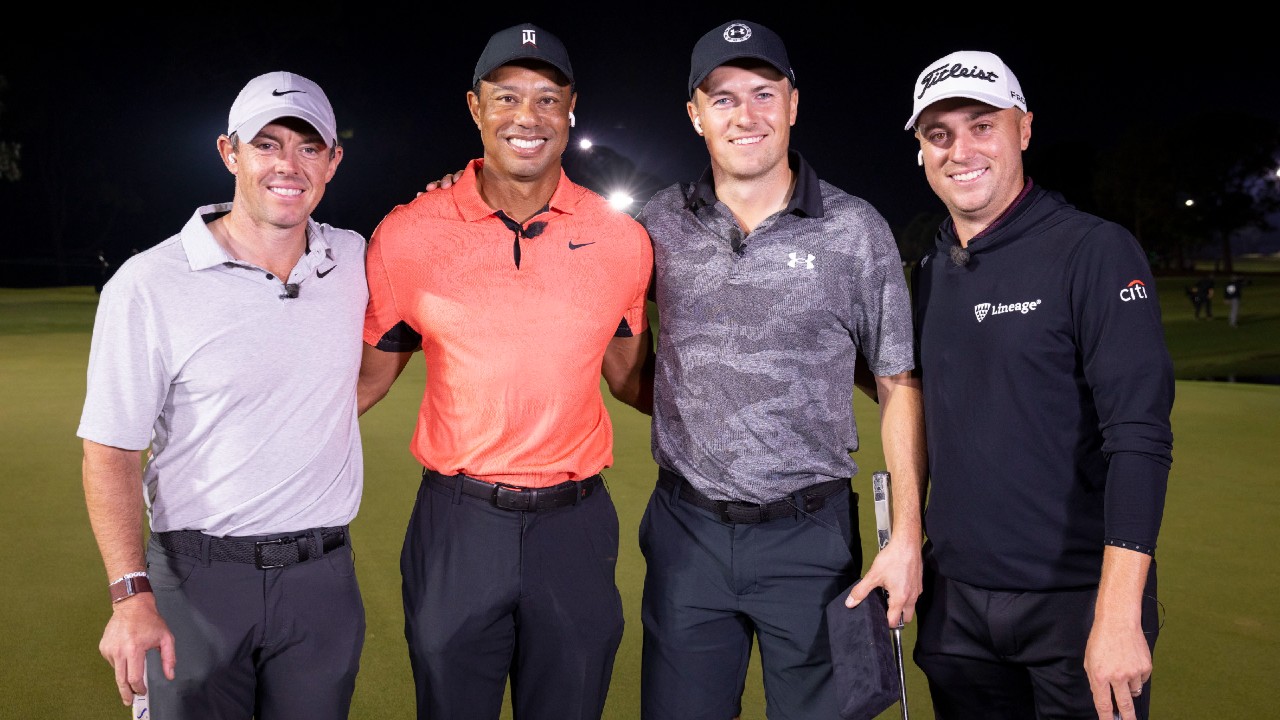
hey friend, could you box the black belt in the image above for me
[658,468,847,524]
[425,470,603,511]
[154,527,347,569]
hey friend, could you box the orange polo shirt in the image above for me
[364,160,652,486]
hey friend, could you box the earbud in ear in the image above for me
[568,112,576,128]
[229,153,237,164]
[693,117,702,134]
[917,149,923,167]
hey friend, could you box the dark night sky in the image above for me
[2,8,1277,277]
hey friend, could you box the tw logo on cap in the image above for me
[522,29,537,46]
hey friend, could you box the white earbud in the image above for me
[229,153,237,164]
[693,117,702,134]
[568,112,576,128]
[916,149,923,167]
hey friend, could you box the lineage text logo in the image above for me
[974,298,1042,322]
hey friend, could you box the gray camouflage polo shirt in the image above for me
[638,151,914,503]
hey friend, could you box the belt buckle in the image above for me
[494,484,537,511]
[802,493,824,513]
[254,537,292,569]
[718,501,763,524]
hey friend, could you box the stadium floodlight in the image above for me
[607,191,634,213]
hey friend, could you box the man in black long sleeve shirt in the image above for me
[905,50,1173,720]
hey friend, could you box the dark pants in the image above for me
[914,556,1160,720]
[638,472,859,720]
[144,530,365,720]
[402,472,624,720]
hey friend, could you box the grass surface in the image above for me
[2,276,1277,718]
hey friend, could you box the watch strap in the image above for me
[108,573,153,604]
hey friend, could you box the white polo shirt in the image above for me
[78,203,368,536]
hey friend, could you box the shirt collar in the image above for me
[180,202,332,271]
[685,150,824,218]
[454,159,577,223]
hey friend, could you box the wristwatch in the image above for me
[108,572,152,604]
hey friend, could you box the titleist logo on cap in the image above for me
[903,50,1026,131]
[917,61,1023,106]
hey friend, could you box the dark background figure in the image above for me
[1223,274,1251,328]
[1194,274,1216,319]
[1184,283,1203,317]
[93,250,109,293]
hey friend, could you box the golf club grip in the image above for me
[872,471,892,551]
[132,655,149,718]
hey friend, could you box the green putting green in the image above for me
[3,273,1276,718]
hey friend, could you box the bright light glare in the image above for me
[608,191,634,212]
[579,138,593,150]
[1184,199,1195,207]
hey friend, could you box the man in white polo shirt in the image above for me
[78,70,368,719]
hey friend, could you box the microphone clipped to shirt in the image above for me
[280,283,300,299]
[949,244,971,267]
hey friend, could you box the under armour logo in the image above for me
[787,252,814,269]
[974,303,991,322]
[522,29,537,46]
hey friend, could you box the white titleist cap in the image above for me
[905,50,1026,131]
[227,71,337,147]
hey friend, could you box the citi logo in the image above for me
[974,298,1042,322]
[1120,279,1149,302]
[787,252,814,269]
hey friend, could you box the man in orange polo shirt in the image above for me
[358,22,654,720]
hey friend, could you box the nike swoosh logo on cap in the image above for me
[272,89,304,96]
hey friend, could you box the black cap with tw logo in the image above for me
[688,19,795,98]
[472,22,575,88]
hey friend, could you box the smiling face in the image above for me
[689,60,797,185]
[224,116,340,231]
[468,61,575,185]
[915,97,1032,241]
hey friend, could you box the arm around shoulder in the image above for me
[602,328,655,415]
[357,343,414,416]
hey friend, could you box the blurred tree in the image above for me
[1094,111,1280,273]
[896,210,948,267]
[0,74,20,182]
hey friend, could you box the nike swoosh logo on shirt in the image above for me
[568,241,596,250]
[317,266,336,278]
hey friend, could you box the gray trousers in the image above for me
[144,532,365,720]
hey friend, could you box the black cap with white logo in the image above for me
[473,22,574,88]
[688,20,795,98]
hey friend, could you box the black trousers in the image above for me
[401,472,624,720]
[914,556,1159,720]
[638,473,859,720]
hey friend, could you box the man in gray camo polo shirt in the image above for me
[634,19,927,720]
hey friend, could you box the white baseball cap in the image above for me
[904,51,1026,131]
[227,71,338,147]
